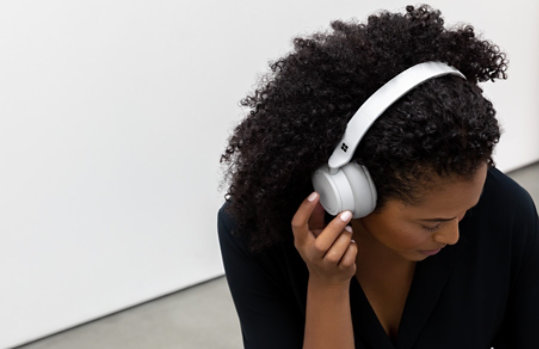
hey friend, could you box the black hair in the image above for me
[220,5,506,251]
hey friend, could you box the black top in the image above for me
[217,167,539,349]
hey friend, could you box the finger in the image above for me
[322,226,353,264]
[291,192,319,245]
[339,241,358,268]
[313,211,353,256]
[308,201,325,232]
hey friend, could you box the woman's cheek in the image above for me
[392,226,430,250]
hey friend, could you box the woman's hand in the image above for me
[292,192,358,286]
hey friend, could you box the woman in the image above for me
[218,5,539,348]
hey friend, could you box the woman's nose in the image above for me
[433,219,460,245]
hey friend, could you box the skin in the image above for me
[292,192,357,349]
[291,162,488,346]
[352,162,488,265]
[351,163,488,337]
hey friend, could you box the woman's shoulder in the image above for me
[482,166,537,214]
[476,167,539,254]
[218,201,235,234]
[217,201,248,253]
[458,166,538,254]
[217,201,283,257]
[217,200,307,285]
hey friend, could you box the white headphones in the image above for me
[311,61,466,218]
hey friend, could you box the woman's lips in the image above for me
[419,248,442,256]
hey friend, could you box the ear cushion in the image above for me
[341,162,377,218]
[312,163,377,218]
[312,165,354,216]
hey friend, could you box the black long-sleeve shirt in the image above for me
[217,167,539,348]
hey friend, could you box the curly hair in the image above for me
[220,5,506,252]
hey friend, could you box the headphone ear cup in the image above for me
[312,166,355,216]
[340,163,377,218]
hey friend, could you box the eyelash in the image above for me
[422,224,441,232]
[421,210,472,233]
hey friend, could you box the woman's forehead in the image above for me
[392,164,488,217]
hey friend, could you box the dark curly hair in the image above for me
[220,5,506,252]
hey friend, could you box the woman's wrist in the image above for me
[308,275,352,292]
[304,276,354,349]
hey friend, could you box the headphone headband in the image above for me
[327,61,466,170]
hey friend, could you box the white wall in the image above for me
[0,1,537,347]
[427,0,539,170]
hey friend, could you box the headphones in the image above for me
[311,61,466,218]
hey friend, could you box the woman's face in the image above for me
[352,163,488,262]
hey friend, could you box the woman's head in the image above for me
[220,5,506,251]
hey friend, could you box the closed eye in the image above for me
[422,223,441,232]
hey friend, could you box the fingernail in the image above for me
[350,239,356,244]
[344,226,353,233]
[340,211,352,222]
[307,192,318,202]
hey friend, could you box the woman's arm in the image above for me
[291,192,357,349]
[491,190,539,347]
[303,280,354,349]
[218,191,357,349]
[218,204,304,349]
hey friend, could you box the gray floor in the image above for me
[16,277,242,349]
[16,162,539,349]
